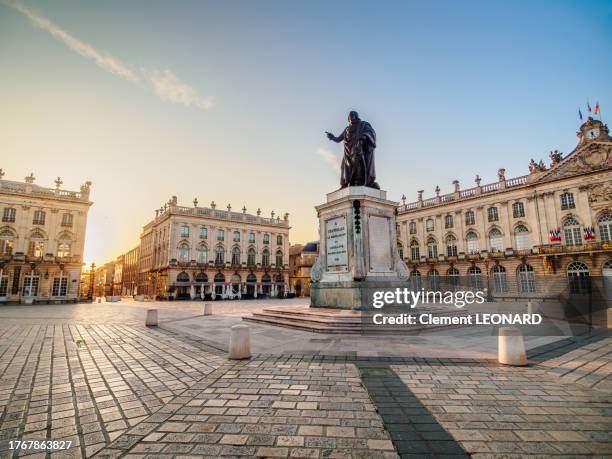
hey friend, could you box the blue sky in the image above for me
[1,0,611,263]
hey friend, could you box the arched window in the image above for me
[57,242,71,258]
[445,234,457,257]
[247,247,256,266]
[466,231,479,253]
[233,231,240,242]
[275,250,283,267]
[444,215,453,228]
[176,271,190,282]
[249,232,256,243]
[426,218,434,232]
[518,264,535,293]
[277,235,283,245]
[428,269,440,291]
[468,266,482,289]
[447,267,459,289]
[33,210,46,225]
[216,229,225,241]
[215,245,225,264]
[563,217,582,246]
[409,222,417,234]
[567,261,590,294]
[0,228,15,256]
[178,243,190,262]
[261,273,271,294]
[196,244,208,263]
[23,270,40,297]
[492,265,507,293]
[560,192,575,210]
[28,230,46,258]
[514,225,530,250]
[231,246,241,265]
[195,272,208,283]
[410,270,421,290]
[52,273,68,297]
[2,207,16,223]
[598,213,611,242]
[180,225,190,238]
[397,241,404,260]
[262,248,270,267]
[410,240,420,261]
[489,228,503,252]
[512,202,525,218]
[214,273,225,283]
[199,227,208,239]
[263,233,270,244]
[427,237,437,258]
[247,273,257,283]
[603,261,612,277]
[231,273,241,293]
[487,207,498,222]
[465,211,475,226]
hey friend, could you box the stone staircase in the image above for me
[243,305,473,334]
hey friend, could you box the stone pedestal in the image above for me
[310,186,408,310]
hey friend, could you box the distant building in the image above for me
[289,241,319,297]
[0,171,92,303]
[113,254,124,296]
[121,246,140,296]
[396,117,611,296]
[94,262,114,298]
[137,196,291,300]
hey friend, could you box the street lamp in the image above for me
[89,262,95,299]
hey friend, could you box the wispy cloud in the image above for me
[316,147,341,174]
[4,0,213,110]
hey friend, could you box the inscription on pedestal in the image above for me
[325,216,348,272]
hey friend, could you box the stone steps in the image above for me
[243,305,473,334]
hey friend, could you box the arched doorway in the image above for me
[567,261,590,294]
[246,274,257,298]
[275,273,284,298]
[231,273,241,295]
[175,271,190,299]
[261,273,271,296]
[195,272,208,298]
[214,273,225,299]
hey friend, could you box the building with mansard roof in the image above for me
[396,117,611,297]
[136,196,290,300]
[0,170,92,303]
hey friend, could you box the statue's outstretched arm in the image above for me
[325,131,343,143]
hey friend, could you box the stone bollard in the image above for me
[97,298,101,303]
[527,300,535,315]
[145,309,158,327]
[203,303,213,316]
[498,327,527,366]
[228,324,251,360]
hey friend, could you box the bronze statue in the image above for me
[326,111,379,189]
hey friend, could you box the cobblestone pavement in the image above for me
[0,324,225,458]
[0,302,610,458]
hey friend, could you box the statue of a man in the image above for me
[326,111,379,189]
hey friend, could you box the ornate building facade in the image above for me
[136,197,290,300]
[0,170,92,303]
[396,118,612,297]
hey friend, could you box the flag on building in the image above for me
[587,101,592,113]
[579,108,583,120]
[548,228,562,242]
[594,102,600,115]
[583,226,596,241]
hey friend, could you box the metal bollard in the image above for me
[498,327,527,366]
[203,303,213,316]
[228,324,251,360]
[145,309,158,327]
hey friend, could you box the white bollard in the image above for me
[203,303,213,316]
[228,324,251,360]
[498,327,527,366]
[145,309,158,327]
